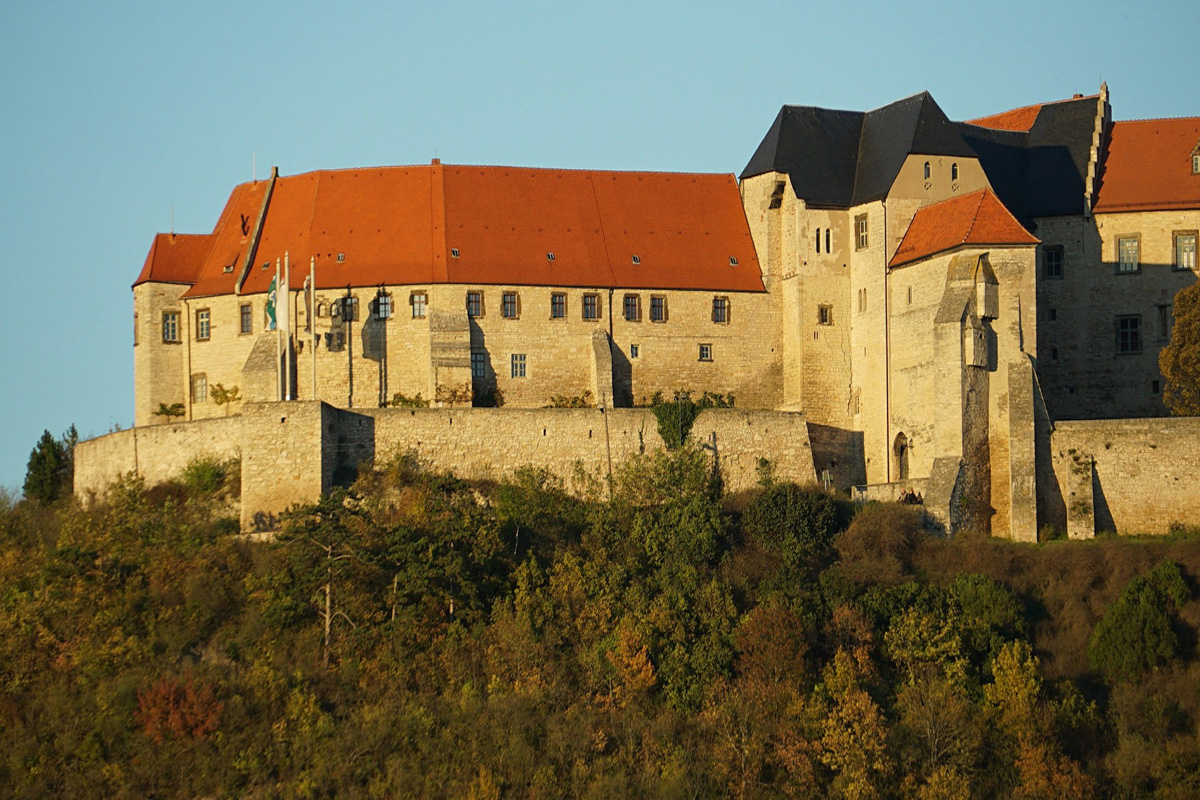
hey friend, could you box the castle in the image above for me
[75,85,1200,539]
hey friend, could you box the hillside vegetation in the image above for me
[3,449,1200,798]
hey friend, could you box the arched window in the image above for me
[815,228,822,253]
[923,162,931,180]
[951,163,959,181]
[893,432,910,481]
[825,229,831,253]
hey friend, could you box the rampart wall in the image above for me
[77,403,817,532]
[1044,417,1200,536]
[75,416,243,500]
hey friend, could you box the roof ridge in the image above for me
[1114,115,1200,124]
[960,189,988,244]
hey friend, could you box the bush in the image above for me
[836,503,924,584]
[649,390,734,449]
[744,483,844,573]
[180,456,236,497]
[1088,559,1190,683]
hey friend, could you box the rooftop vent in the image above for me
[223,265,234,273]
[547,252,555,261]
[729,257,738,266]
[336,253,345,263]
[451,248,460,258]
[632,255,641,265]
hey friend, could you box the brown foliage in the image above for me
[836,503,924,584]
[135,675,224,743]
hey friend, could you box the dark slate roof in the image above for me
[743,92,1099,220]
[741,93,974,207]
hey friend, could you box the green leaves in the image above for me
[1088,559,1190,683]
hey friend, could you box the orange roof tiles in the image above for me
[134,233,213,286]
[889,189,1039,268]
[155,164,764,299]
[1092,118,1200,213]
[967,94,1097,132]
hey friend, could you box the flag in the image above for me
[266,275,277,330]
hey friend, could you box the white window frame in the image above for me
[511,353,527,378]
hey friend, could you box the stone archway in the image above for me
[893,432,910,481]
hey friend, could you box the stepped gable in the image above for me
[741,92,974,207]
[889,188,1039,268]
[959,94,1099,221]
[1092,117,1200,213]
[168,164,763,299]
[133,232,213,286]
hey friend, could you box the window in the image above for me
[649,295,668,322]
[551,292,567,319]
[1153,380,1161,394]
[1157,304,1171,340]
[502,292,520,319]
[857,288,867,313]
[1048,307,1057,321]
[825,229,831,253]
[906,286,913,306]
[1194,152,1200,174]
[376,293,393,319]
[133,312,139,346]
[582,293,600,320]
[630,344,639,358]
[1050,346,1059,361]
[699,343,713,361]
[471,352,486,378]
[1116,315,1141,354]
[195,309,210,341]
[192,373,207,404]
[623,294,641,321]
[855,214,869,250]
[342,296,359,321]
[511,353,526,378]
[818,304,833,325]
[951,163,959,181]
[923,161,931,180]
[162,312,180,343]
[769,180,785,209]
[815,228,822,253]
[1175,232,1197,271]
[1117,237,1140,273]
[240,303,253,334]
[466,291,483,318]
[1044,245,1064,279]
[712,296,730,324]
[410,291,427,318]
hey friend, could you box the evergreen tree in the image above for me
[23,429,68,504]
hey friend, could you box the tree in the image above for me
[210,383,241,416]
[1087,559,1189,683]
[23,429,70,504]
[1159,281,1200,414]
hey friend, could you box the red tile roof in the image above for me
[1092,118,1200,213]
[134,233,213,286]
[966,94,1098,132]
[147,164,764,298]
[889,189,1039,268]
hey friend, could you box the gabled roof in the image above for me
[741,92,973,207]
[143,164,764,298]
[1092,118,1200,213]
[134,233,213,286]
[889,189,1039,268]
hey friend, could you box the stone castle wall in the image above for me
[1043,417,1200,536]
[74,416,243,499]
[77,404,817,532]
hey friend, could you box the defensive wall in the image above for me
[76,403,818,532]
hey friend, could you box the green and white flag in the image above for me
[266,275,278,330]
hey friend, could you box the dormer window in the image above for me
[1193,152,1200,174]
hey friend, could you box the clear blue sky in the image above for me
[1,0,1197,493]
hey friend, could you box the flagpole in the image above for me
[275,257,282,402]
[284,251,292,401]
[310,256,317,402]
